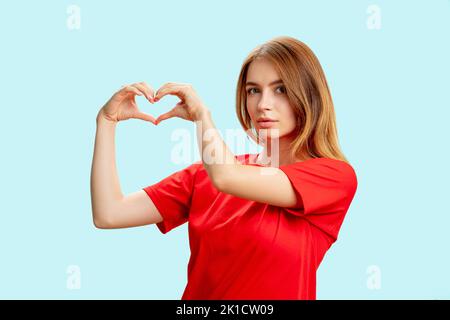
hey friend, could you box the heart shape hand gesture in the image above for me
[97,82,209,125]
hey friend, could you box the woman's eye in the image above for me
[247,88,258,95]
[276,86,286,94]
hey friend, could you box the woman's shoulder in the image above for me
[279,157,357,193]
[299,157,355,171]
[268,155,357,184]
[278,155,350,167]
[300,157,357,187]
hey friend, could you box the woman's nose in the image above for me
[256,91,274,111]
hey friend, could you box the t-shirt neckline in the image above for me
[243,153,321,168]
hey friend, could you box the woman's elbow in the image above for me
[92,211,115,229]
[211,174,227,193]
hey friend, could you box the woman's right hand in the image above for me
[97,82,157,125]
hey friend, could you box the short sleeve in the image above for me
[279,158,358,239]
[142,161,201,234]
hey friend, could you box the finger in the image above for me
[155,109,177,124]
[154,83,186,102]
[153,83,172,101]
[129,83,150,98]
[111,85,140,100]
[122,85,143,96]
[134,82,155,103]
[135,111,157,124]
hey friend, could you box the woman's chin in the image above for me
[257,128,282,140]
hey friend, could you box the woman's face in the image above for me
[245,58,298,141]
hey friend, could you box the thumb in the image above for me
[156,109,177,125]
[135,111,157,125]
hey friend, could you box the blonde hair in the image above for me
[235,36,349,164]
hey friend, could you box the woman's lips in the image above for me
[257,120,278,128]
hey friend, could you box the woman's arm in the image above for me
[195,111,299,208]
[90,83,163,229]
[193,109,241,185]
[90,115,122,226]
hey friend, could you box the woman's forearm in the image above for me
[90,114,124,225]
[195,110,240,187]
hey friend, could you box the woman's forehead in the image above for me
[247,59,280,84]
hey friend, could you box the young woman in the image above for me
[90,36,358,300]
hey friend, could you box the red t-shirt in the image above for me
[143,154,357,300]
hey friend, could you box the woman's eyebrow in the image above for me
[245,79,283,87]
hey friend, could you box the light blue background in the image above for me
[0,0,449,299]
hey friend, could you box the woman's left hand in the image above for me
[153,82,209,124]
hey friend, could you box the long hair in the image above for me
[235,36,349,164]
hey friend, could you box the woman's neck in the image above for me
[255,144,310,167]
